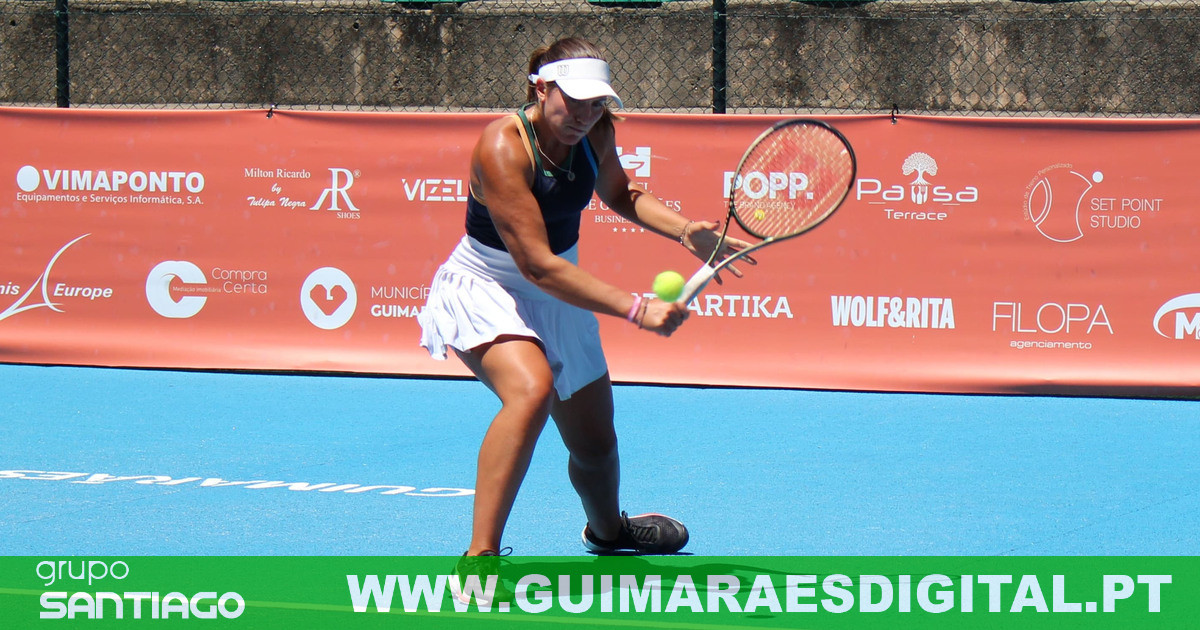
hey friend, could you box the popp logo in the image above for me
[301,267,357,330]
[146,261,207,318]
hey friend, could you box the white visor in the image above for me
[528,58,623,108]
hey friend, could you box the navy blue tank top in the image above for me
[465,108,600,255]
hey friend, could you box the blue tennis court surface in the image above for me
[2,363,1196,557]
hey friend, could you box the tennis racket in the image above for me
[677,119,856,305]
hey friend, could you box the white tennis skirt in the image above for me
[418,236,608,400]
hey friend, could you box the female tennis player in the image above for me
[418,37,751,561]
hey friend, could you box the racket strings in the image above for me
[731,122,855,240]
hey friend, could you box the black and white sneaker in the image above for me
[582,511,689,555]
[452,548,515,606]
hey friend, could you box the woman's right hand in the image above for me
[636,298,689,337]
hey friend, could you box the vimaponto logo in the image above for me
[301,267,356,329]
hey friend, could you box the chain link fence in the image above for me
[2,0,1199,115]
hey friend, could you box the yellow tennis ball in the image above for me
[653,270,686,302]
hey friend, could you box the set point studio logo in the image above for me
[1023,164,1164,243]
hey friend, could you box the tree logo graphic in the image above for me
[902,152,938,205]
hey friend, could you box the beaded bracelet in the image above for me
[678,220,695,246]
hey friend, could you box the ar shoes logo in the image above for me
[146,261,208,318]
[310,168,361,219]
[301,267,356,330]
[0,234,109,322]
[1154,294,1200,340]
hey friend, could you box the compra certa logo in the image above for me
[146,261,208,318]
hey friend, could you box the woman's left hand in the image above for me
[680,220,756,284]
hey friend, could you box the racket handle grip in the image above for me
[677,265,717,305]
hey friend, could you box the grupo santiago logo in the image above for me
[618,146,651,178]
[1023,164,1163,243]
[301,267,356,329]
[855,151,979,222]
[0,234,112,322]
[591,146,676,234]
[1153,294,1200,340]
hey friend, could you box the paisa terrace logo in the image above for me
[855,151,979,223]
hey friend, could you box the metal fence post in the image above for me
[713,0,727,114]
[54,0,70,107]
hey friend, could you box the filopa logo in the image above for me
[1153,294,1200,340]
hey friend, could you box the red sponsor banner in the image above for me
[2,107,1197,395]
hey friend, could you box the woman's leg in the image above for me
[456,336,555,555]
[549,373,623,541]
[552,373,690,554]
